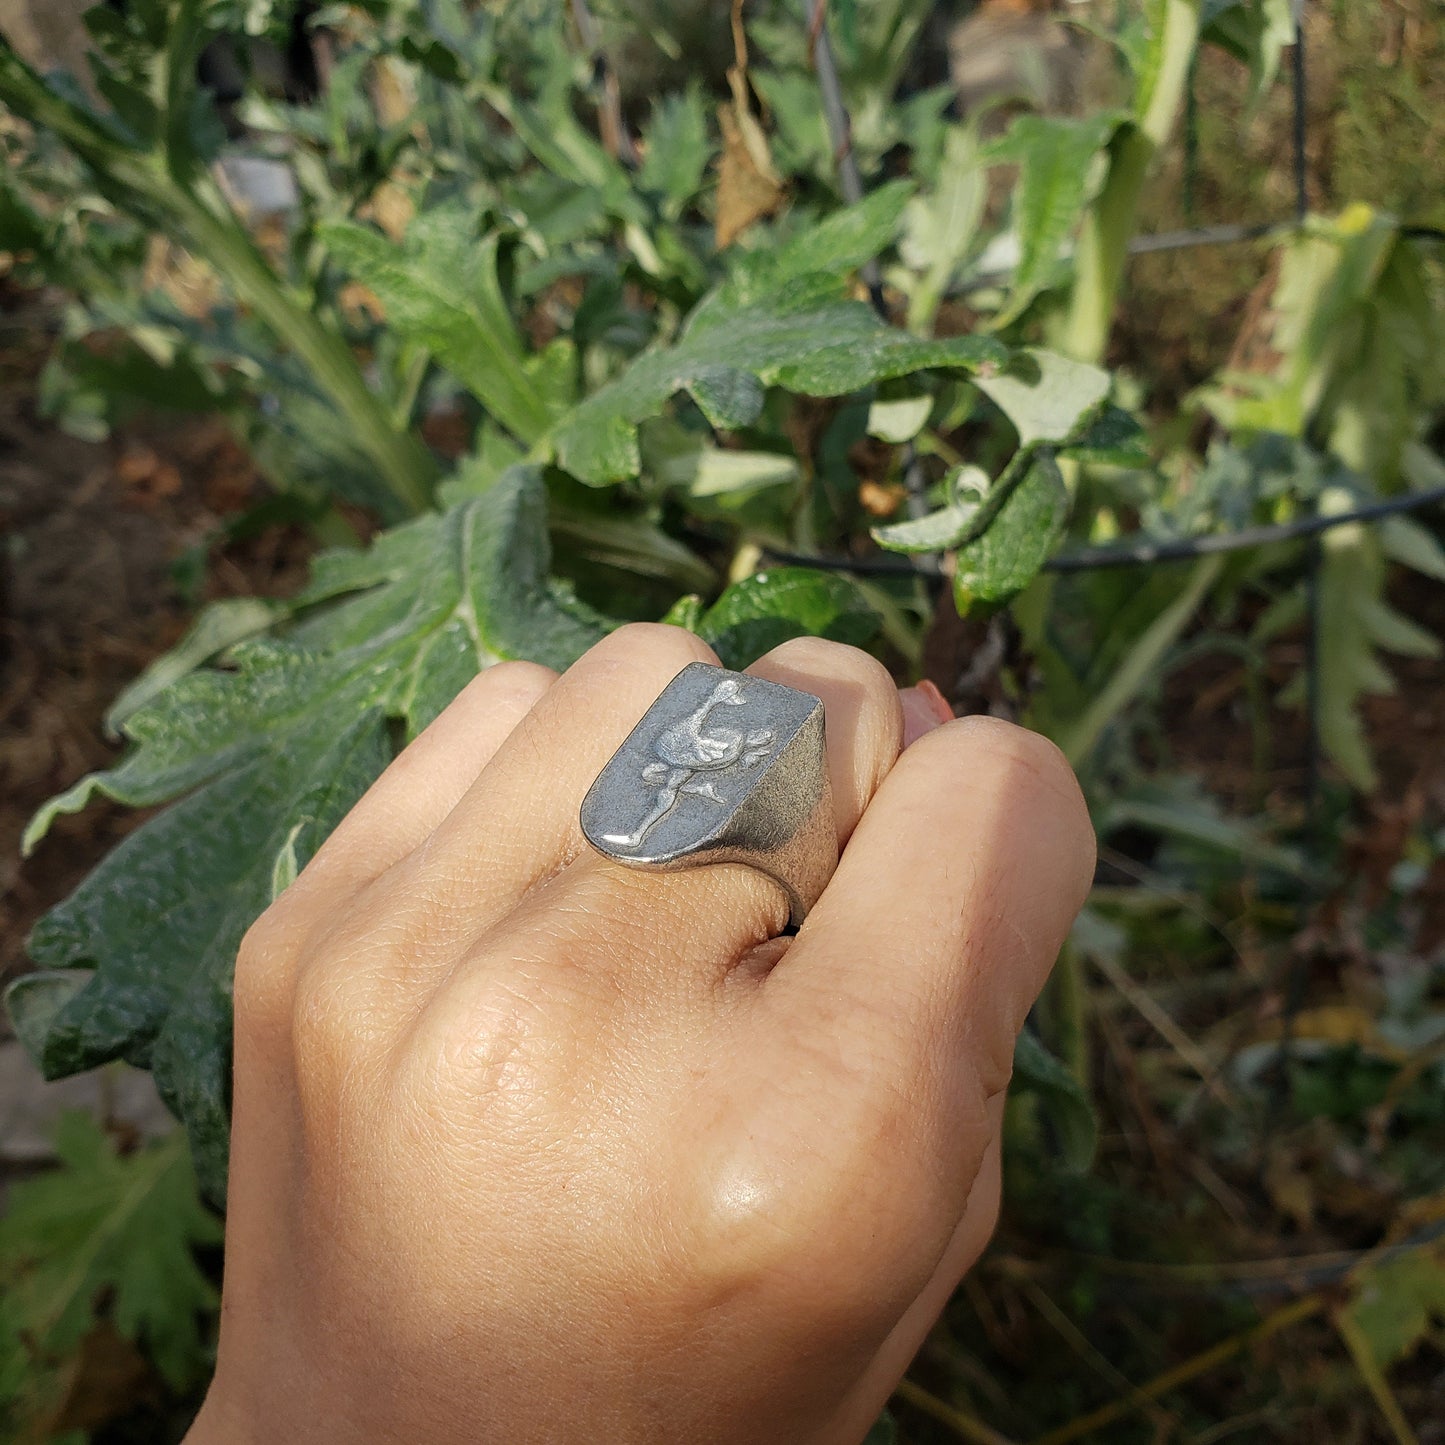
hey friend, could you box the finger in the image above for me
[899,679,954,749]
[763,715,1095,1150]
[282,661,557,908]
[383,623,720,949]
[424,637,907,1013]
[746,636,903,847]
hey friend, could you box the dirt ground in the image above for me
[0,281,314,999]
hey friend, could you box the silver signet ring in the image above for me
[580,662,837,928]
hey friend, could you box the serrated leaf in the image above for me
[719,180,916,308]
[552,275,1005,485]
[696,569,881,670]
[320,208,553,445]
[106,597,283,734]
[16,469,613,1199]
[976,348,1112,448]
[1011,1028,1097,1172]
[987,111,1124,326]
[954,452,1069,613]
[638,86,711,220]
[0,1116,220,1395]
[1379,513,1445,583]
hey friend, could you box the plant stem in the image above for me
[1333,1308,1421,1445]
[1056,553,1222,764]
[172,184,437,514]
[892,1378,1019,1445]
[1062,0,1201,363]
[1028,1294,1326,1445]
[0,50,436,517]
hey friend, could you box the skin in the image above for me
[186,624,1095,1445]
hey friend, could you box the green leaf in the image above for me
[1379,513,1445,584]
[954,452,1069,613]
[320,209,554,446]
[987,111,1125,326]
[1059,404,1151,466]
[866,393,934,445]
[975,348,1112,448]
[1343,1244,1445,1370]
[696,569,881,670]
[900,123,987,332]
[15,469,612,1199]
[1201,0,1295,112]
[719,180,917,308]
[637,86,711,219]
[0,1116,220,1394]
[872,465,989,554]
[553,275,1005,485]
[1056,559,1227,766]
[106,597,284,734]
[1287,499,1438,792]
[1011,1029,1097,1172]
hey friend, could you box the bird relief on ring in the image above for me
[580,661,826,868]
[598,676,775,850]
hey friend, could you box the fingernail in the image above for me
[899,678,954,747]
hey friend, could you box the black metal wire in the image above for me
[759,483,1445,578]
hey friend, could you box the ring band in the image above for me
[580,662,837,927]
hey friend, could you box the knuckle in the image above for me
[472,658,556,701]
[602,619,714,661]
[945,715,1083,808]
[758,635,900,710]
[232,905,300,1042]
[288,956,380,1087]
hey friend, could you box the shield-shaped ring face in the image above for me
[579,662,836,927]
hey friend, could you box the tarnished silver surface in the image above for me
[580,662,836,927]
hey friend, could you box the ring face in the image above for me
[580,662,837,926]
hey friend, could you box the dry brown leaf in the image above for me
[858,479,908,518]
[714,3,784,251]
[715,92,785,249]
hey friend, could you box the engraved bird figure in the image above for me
[601,678,774,850]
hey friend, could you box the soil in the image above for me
[0,281,315,1001]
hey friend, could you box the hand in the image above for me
[188,625,1094,1445]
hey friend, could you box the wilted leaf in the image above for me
[716,67,785,249]
[12,469,612,1199]
[954,452,1069,612]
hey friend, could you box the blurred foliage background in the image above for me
[1,0,1443,1441]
